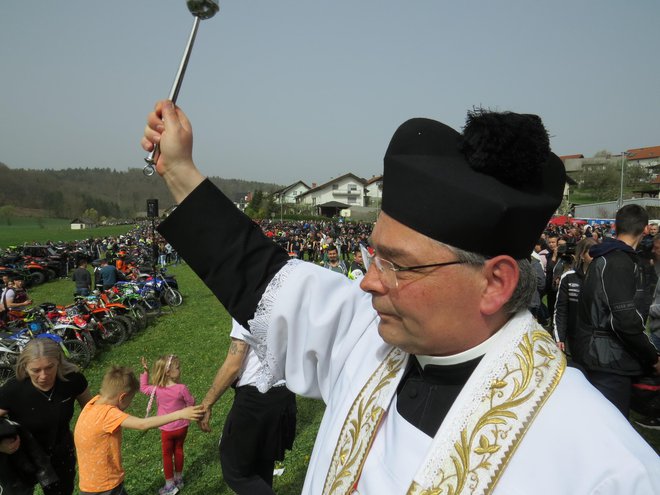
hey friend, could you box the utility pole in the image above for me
[618,152,628,210]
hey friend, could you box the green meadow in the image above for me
[0,217,133,249]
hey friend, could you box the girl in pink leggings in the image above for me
[140,354,195,495]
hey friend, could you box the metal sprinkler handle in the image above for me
[143,0,220,177]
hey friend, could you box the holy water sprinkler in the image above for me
[143,0,220,177]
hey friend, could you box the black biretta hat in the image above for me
[381,110,566,259]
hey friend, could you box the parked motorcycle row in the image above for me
[0,267,184,385]
[0,244,70,286]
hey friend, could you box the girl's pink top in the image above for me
[140,372,195,431]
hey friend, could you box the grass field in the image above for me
[0,217,133,249]
[28,264,324,495]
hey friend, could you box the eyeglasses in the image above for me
[370,255,466,288]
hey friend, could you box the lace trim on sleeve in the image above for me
[247,259,303,392]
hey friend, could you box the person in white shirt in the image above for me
[198,320,296,494]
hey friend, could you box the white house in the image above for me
[626,146,660,168]
[70,218,96,230]
[272,181,311,204]
[296,173,367,215]
[364,175,383,208]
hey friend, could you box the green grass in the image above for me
[0,218,133,249]
[29,265,324,495]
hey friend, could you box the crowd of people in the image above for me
[534,210,660,430]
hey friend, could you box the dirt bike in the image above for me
[71,297,129,346]
[138,268,183,307]
[0,322,91,370]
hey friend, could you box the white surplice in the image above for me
[245,260,660,495]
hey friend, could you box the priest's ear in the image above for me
[479,255,520,316]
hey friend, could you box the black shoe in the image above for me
[635,417,660,430]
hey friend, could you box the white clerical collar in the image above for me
[415,330,501,368]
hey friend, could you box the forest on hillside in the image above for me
[0,163,281,220]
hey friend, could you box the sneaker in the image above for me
[635,417,660,430]
[159,484,179,495]
[174,477,184,490]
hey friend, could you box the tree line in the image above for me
[0,163,281,220]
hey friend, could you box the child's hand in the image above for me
[180,405,205,421]
[140,356,148,371]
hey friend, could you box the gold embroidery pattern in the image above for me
[408,328,565,495]
[323,347,407,495]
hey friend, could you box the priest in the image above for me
[141,101,660,494]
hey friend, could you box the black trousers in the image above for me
[219,385,297,495]
[45,441,76,495]
[586,370,633,417]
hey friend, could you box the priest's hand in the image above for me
[141,100,205,204]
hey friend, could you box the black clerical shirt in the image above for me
[396,355,483,438]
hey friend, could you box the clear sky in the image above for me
[1,1,658,186]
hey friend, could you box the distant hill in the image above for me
[0,162,281,219]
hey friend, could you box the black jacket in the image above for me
[0,418,58,491]
[158,179,289,327]
[574,239,658,375]
[553,269,583,349]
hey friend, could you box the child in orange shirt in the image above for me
[74,366,203,495]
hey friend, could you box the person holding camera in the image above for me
[0,339,91,495]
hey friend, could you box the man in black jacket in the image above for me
[575,204,660,416]
[71,259,92,297]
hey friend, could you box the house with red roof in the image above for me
[625,146,660,168]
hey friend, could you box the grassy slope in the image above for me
[30,265,324,495]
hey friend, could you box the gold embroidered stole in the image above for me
[408,324,565,494]
[323,316,566,495]
[322,346,409,494]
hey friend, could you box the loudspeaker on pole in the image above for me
[146,199,159,218]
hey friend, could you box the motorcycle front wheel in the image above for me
[162,288,183,307]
